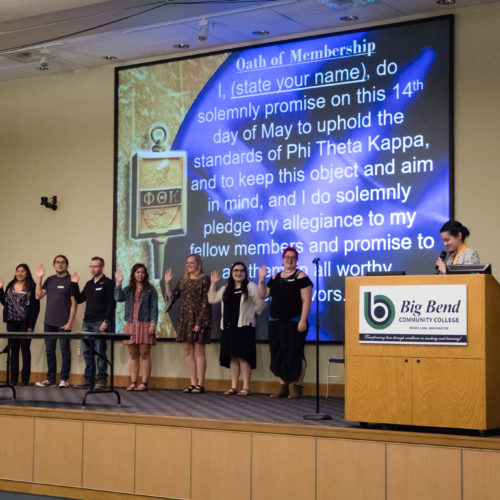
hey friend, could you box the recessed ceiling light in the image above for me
[436,0,455,5]
[173,43,190,49]
[252,30,270,36]
[103,55,117,60]
[340,15,358,21]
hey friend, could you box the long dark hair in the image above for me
[7,263,35,295]
[128,263,151,295]
[440,220,471,241]
[223,261,249,302]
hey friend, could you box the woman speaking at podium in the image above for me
[435,220,480,274]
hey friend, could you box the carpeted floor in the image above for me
[1,385,499,438]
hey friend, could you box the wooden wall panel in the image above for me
[252,434,315,500]
[387,443,461,500]
[413,358,485,429]
[0,415,34,482]
[317,438,385,500]
[33,418,83,487]
[82,422,135,493]
[192,429,251,500]
[463,449,500,500]
[135,425,191,499]
[346,355,413,425]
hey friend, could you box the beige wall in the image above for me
[0,2,499,382]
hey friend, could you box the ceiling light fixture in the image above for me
[103,55,117,60]
[173,43,190,49]
[340,15,358,21]
[198,17,209,42]
[436,0,456,5]
[123,0,298,35]
[252,30,270,36]
[39,48,50,71]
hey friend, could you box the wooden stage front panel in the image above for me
[1,405,500,500]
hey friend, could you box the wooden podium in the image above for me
[345,274,500,430]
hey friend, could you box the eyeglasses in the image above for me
[54,260,67,264]
[232,268,245,273]
[283,256,297,261]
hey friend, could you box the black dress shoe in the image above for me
[75,382,90,389]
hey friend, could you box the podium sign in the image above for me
[359,284,467,345]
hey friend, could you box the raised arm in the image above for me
[0,278,5,306]
[114,270,125,302]
[35,264,47,300]
[208,269,223,304]
[257,265,270,299]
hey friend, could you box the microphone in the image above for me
[312,257,320,264]
[435,251,447,274]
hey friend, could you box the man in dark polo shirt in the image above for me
[35,254,77,388]
[72,256,115,390]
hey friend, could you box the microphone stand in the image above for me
[304,257,332,421]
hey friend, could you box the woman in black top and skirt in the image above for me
[258,247,313,399]
[0,264,40,385]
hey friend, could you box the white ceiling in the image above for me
[0,0,497,81]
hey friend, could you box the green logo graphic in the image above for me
[364,292,395,329]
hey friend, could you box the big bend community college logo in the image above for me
[364,292,395,329]
[358,285,467,345]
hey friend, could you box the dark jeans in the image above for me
[6,321,31,385]
[82,321,107,383]
[44,324,71,382]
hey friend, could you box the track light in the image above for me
[41,196,57,210]
[39,48,49,71]
[198,18,208,42]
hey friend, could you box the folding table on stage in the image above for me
[0,332,130,406]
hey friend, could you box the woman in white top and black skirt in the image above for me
[209,262,265,396]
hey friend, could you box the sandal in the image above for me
[135,382,148,391]
[223,388,237,396]
[183,385,196,393]
[126,381,137,391]
[192,385,205,394]
[237,389,251,397]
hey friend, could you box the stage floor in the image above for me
[1,385,500,440]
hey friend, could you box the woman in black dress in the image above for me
[0,264,40,385]
[208,262,265,396]
[257,247,313,399]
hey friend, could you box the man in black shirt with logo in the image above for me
[72,256,115,390]
[35,254,77,388]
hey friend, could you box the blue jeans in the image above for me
[44,324,71,382]
[82,321,108,383]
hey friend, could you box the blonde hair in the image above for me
[181,254,204,285]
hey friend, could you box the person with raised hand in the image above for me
[114,264,158,392]
[35,255,77,388]
[0,264,40,386]
[257,247,313,399]
[72,256,115,390]
[208,262,265,396]
[164,254,212,394]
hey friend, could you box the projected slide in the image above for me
[115,16,452,341]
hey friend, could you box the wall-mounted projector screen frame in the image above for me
[114,15,454,342]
